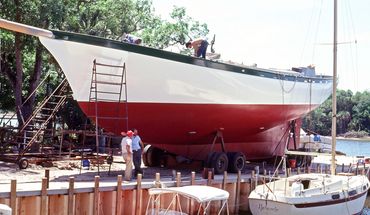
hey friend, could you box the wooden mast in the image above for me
[330,0,338,175]
[0,18,54,38]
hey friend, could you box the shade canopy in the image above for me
[148,185,229,203]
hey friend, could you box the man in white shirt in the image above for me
[121,130,134,181]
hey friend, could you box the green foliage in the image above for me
[350,91,370,132]
[140,6,209,49]
[55,0,209,50]
[0,0,209,127]
[303,89,370,136]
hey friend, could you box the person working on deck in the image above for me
[121,33,142,45]
[185,39,209,59]
[121,130,134,181]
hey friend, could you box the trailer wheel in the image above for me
[204,152,217,168]
[18,158,29,169]
[211,152,228,174]
[227,152,246,173]
[143,145,163,167]
[142,145,151,167]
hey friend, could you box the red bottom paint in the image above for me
[78,102,315,160]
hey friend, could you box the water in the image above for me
[336,139,370,157]
[335,139,370,214]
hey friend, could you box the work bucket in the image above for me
[288,159,296,168]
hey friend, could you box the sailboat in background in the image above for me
[248,1,370,214]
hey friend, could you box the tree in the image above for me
[0,0,209,128]
[303,94,332,136]
[0,0,66,124]
[336,90,354,134]
[303,89,370,136]
[350,91,370,132]
[139,6,209,50]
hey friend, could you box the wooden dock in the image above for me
[0,162,369,215]
[0,170,252,215]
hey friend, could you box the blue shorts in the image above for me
[196,40,209,58]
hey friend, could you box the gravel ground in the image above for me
[0,152,279,185]
[0,155,208,184]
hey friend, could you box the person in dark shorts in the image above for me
[185,39,209,58]
[131,128,145,177]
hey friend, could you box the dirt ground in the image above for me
[0,155,207,184]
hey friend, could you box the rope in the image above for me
[279,73,297,95]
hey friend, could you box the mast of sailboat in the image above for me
[330,0,338,175]
[0,18,54,38]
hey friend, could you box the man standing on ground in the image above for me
[132,128,144,177]
[121,130,134,181]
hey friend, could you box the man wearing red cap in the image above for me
[121,130,134,181]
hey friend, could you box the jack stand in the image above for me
[107,150,113,176]
[209,129,226,153]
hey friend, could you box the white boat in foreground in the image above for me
[146,185,229,215]
[249,1,370,214]
[249,173,369,215]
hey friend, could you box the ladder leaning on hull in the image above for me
[88,59,128,172]
[89,59,129,130]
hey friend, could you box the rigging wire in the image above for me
[311,0,324,64]
[299,0,318,66]
[279,74,297,95]
[342,0,359,92]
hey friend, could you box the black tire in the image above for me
[204,152,218,168]
[211,152,228,174]
[142,145,151,167]
[227,152,246,173]
[144,145,163,167]
[18,158,29,169]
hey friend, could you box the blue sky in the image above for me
[152,0,370,92]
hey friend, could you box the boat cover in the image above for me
[148,185,229,203]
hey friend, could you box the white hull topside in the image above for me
[249,174,369,215]
[249,194,367,215]
[39,35,332,106]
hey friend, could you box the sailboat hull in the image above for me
[36,31,332,160]
[79,102,316,160]
[249,174,369,215]
[249,191,367,215]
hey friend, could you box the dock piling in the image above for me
[68,177,75,215]
[93,176,100,215]
[115,175,122,215]
[41,177,48,215]
[10,179,16,215]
